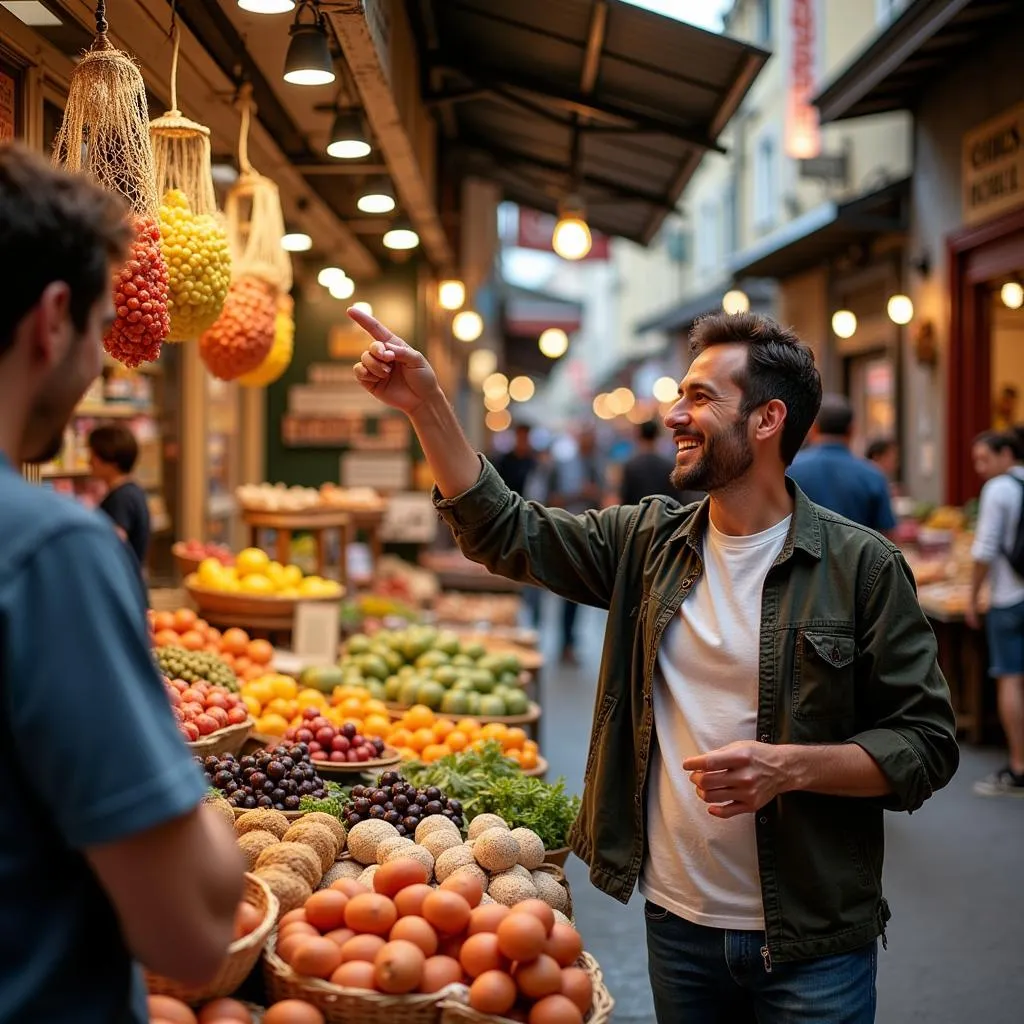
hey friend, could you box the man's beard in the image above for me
[670,416,754,493]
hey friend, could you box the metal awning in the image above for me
[636,278,776,335]
[813,0,1014,124]
[412,0,768,245]
[726,179,910,279]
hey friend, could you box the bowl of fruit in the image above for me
[282,708,401,776]
[163,676,254,756]
[200,743,334,818]
[172,538,234,578]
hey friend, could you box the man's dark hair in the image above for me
[816,393,854,437]
[89,424,139,474]
[689,312,822,465]
[865,438,896,462]
[974,430,1022,460]
[0,142,132,358]
[638,420,659,442]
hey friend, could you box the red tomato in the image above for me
[181,721,200,741]
[206,706,229,729]
[180,689,203,705]
[195,714,219,736]
[206,691,230,710]
[227,706,249,725]
[181,702,204,720]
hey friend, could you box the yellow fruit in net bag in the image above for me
[238,299,295,388]
[158,189,232,341]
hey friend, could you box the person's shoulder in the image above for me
[980,473,1020,502]
[810,500,897,558]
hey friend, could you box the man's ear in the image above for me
[32,281,73,365]
[755,398,788,444]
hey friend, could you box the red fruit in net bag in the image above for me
[199,275,277,381]
[104,216,170,368]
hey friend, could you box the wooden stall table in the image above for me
[242,508,351,586]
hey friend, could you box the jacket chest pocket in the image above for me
[792,630,856,722]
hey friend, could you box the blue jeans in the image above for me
[645,901,877,1024]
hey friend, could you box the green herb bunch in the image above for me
[476,775,581,850]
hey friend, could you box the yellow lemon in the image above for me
[244,679,274,707]
[197,557,226,587]
[269,675,298,700]
[239,573,274,595]
[281,564,303,588]
[297,688,327,708]
[241,694,262,717]
[256,713,288,737]
[235,547,270,577]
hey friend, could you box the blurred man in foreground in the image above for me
[349,305,957,1024]
[0,143,243,1023]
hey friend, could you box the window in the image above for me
[696,201,720,274]
[875,0,904,25]
[753,130,779,231]
[755,0,772,44]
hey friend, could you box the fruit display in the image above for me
[147,994,268,1023]
[158,188,232,341]
[193,546,342,600]
[341,770,464,838]
[384,706,541,767]
[105,215,170,368]
[235,482,384,513]
[433,592,522,628]
[265,853,600,1023]
[176,539,235,565]
[199,274,276,381]
[150,612,273,685]
[200,743,331,812]
[281,709,390,766]
[238,294,295,388]
[163,676,250,742]
[340,627,528,717]
[155,646,240,692]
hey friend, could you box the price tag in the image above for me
[292,601,341,666]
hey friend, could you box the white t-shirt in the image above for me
[971,467,1024,609]
[640,513,791,930]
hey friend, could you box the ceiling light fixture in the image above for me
[508,376,536,402]
[281,231,313,252]
[452,310,484,343]
[326,111,371,159]
[652,376,678,403]
[329,276,355,300]
[1001,281,1023,310]
[831,309,857,339]
[886,294,914,325]
[538,327,569,359]
[482,372,509,399]
[722,289,750,315]
[238,0,295,14]
[485,409,513,433]
[283,1,335,87]
[592,393,615,420]
[383,221,419,251]
[351,301,373,316]
[317,266,347,288]
[438,279,466,311]
[552,195,592,261]
[357,178,396,214]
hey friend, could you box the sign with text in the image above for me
[962,102,1024,226]
[341,450,411,491]
[786,0,821,160]
[292,601,341,667]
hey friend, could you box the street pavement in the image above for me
[531,599,1024,1024]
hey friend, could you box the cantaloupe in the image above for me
[255,841,323,888]
[473,828,520,873]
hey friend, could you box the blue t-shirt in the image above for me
[787,443,897,533]
[0,456,207,1023]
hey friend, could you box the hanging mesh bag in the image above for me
[149,22,231,341]
[199,275,277,382]
[238,294,295,388]
[51,1,169,367]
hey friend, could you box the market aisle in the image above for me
[531,597,1024,1024]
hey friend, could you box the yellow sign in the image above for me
[962,102,1024,226]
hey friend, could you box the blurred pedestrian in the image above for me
[993,384,1018,431]
[493,421,536,494]
[547,426,605,665]
[89,423,151,576]
[620,419,704,506]
[968,431,1024,797]
[788,394,896,534]
[0,142,243,1022]
[349,305,958,1024]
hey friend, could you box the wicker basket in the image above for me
[543,846,570,869]
[439,952,613,1024]
[233,805,308,823]
[146,872,278,1005]
[263,932,461,1024]
[532,862,573,920]
[187,717,254,759]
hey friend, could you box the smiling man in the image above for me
[350,307,958,1024]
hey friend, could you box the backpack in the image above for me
[1006,474,1024,578]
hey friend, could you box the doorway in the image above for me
[946,207,1024,504]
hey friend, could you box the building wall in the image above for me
[902,9,1024,503]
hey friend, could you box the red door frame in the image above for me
[945,206,1024,505]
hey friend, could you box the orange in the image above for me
[446,730,469,752]
[173,608,198,632]
[396,746,418,762]
[504,748,523,765]
[456,719,479,736]
[256,712,288,736]
[480,723,508,742]
[503,727,527,751]
[247,639,274,666]
[363,698,388,715]
[242,694,262,717]
[519,748,538,770]
[364,714,392,739]
[523,739,539,754]
[221,628,249,656]
[298,688,327,707]
[152,610,176,633]
[179,630,205,651]
[406,705,435,730]
[340,697,365,718]
[388,727,413,749]
[421,743,452,763]
[153,629,181,648]
[266,697,294,718]
[410,728,435,753]
[432,719,456,741]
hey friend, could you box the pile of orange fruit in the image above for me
[149,608,274,684]
[240,679,393,741]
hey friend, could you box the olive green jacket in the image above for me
[434,458,959,964]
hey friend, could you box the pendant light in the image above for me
[239,1,296,13]
[281,230,313,252]
[552,195,592,261]
[327,111,370,159]
[357,177,396,214]
[283,1,335,87]
[383,220,419,251]
[438,279,466,311]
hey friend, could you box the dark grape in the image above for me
[267,761,285,780]
[346,813,362,828]
[447,799,463,814]
[272,788,286,803]
[213,770,233,788]
[352,785,366,798]
[402,816,419,831]
[353,798,371,815]
[407,804,423,819]
[393,794,409,811]
[451,815,464,829]
[204,755,220,770]
[284,795,301,810]
[299,780,314,796]
[243,795,257,809]
[424,801,443,816]
[395,823,408,836]
[384,810,402,826]
[425,787,442,802]
[380,770,400,786]
[257,795,273,808]
[368,805,386,819]
[371,790,388,806]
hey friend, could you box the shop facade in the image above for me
[815,0,1024,505]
